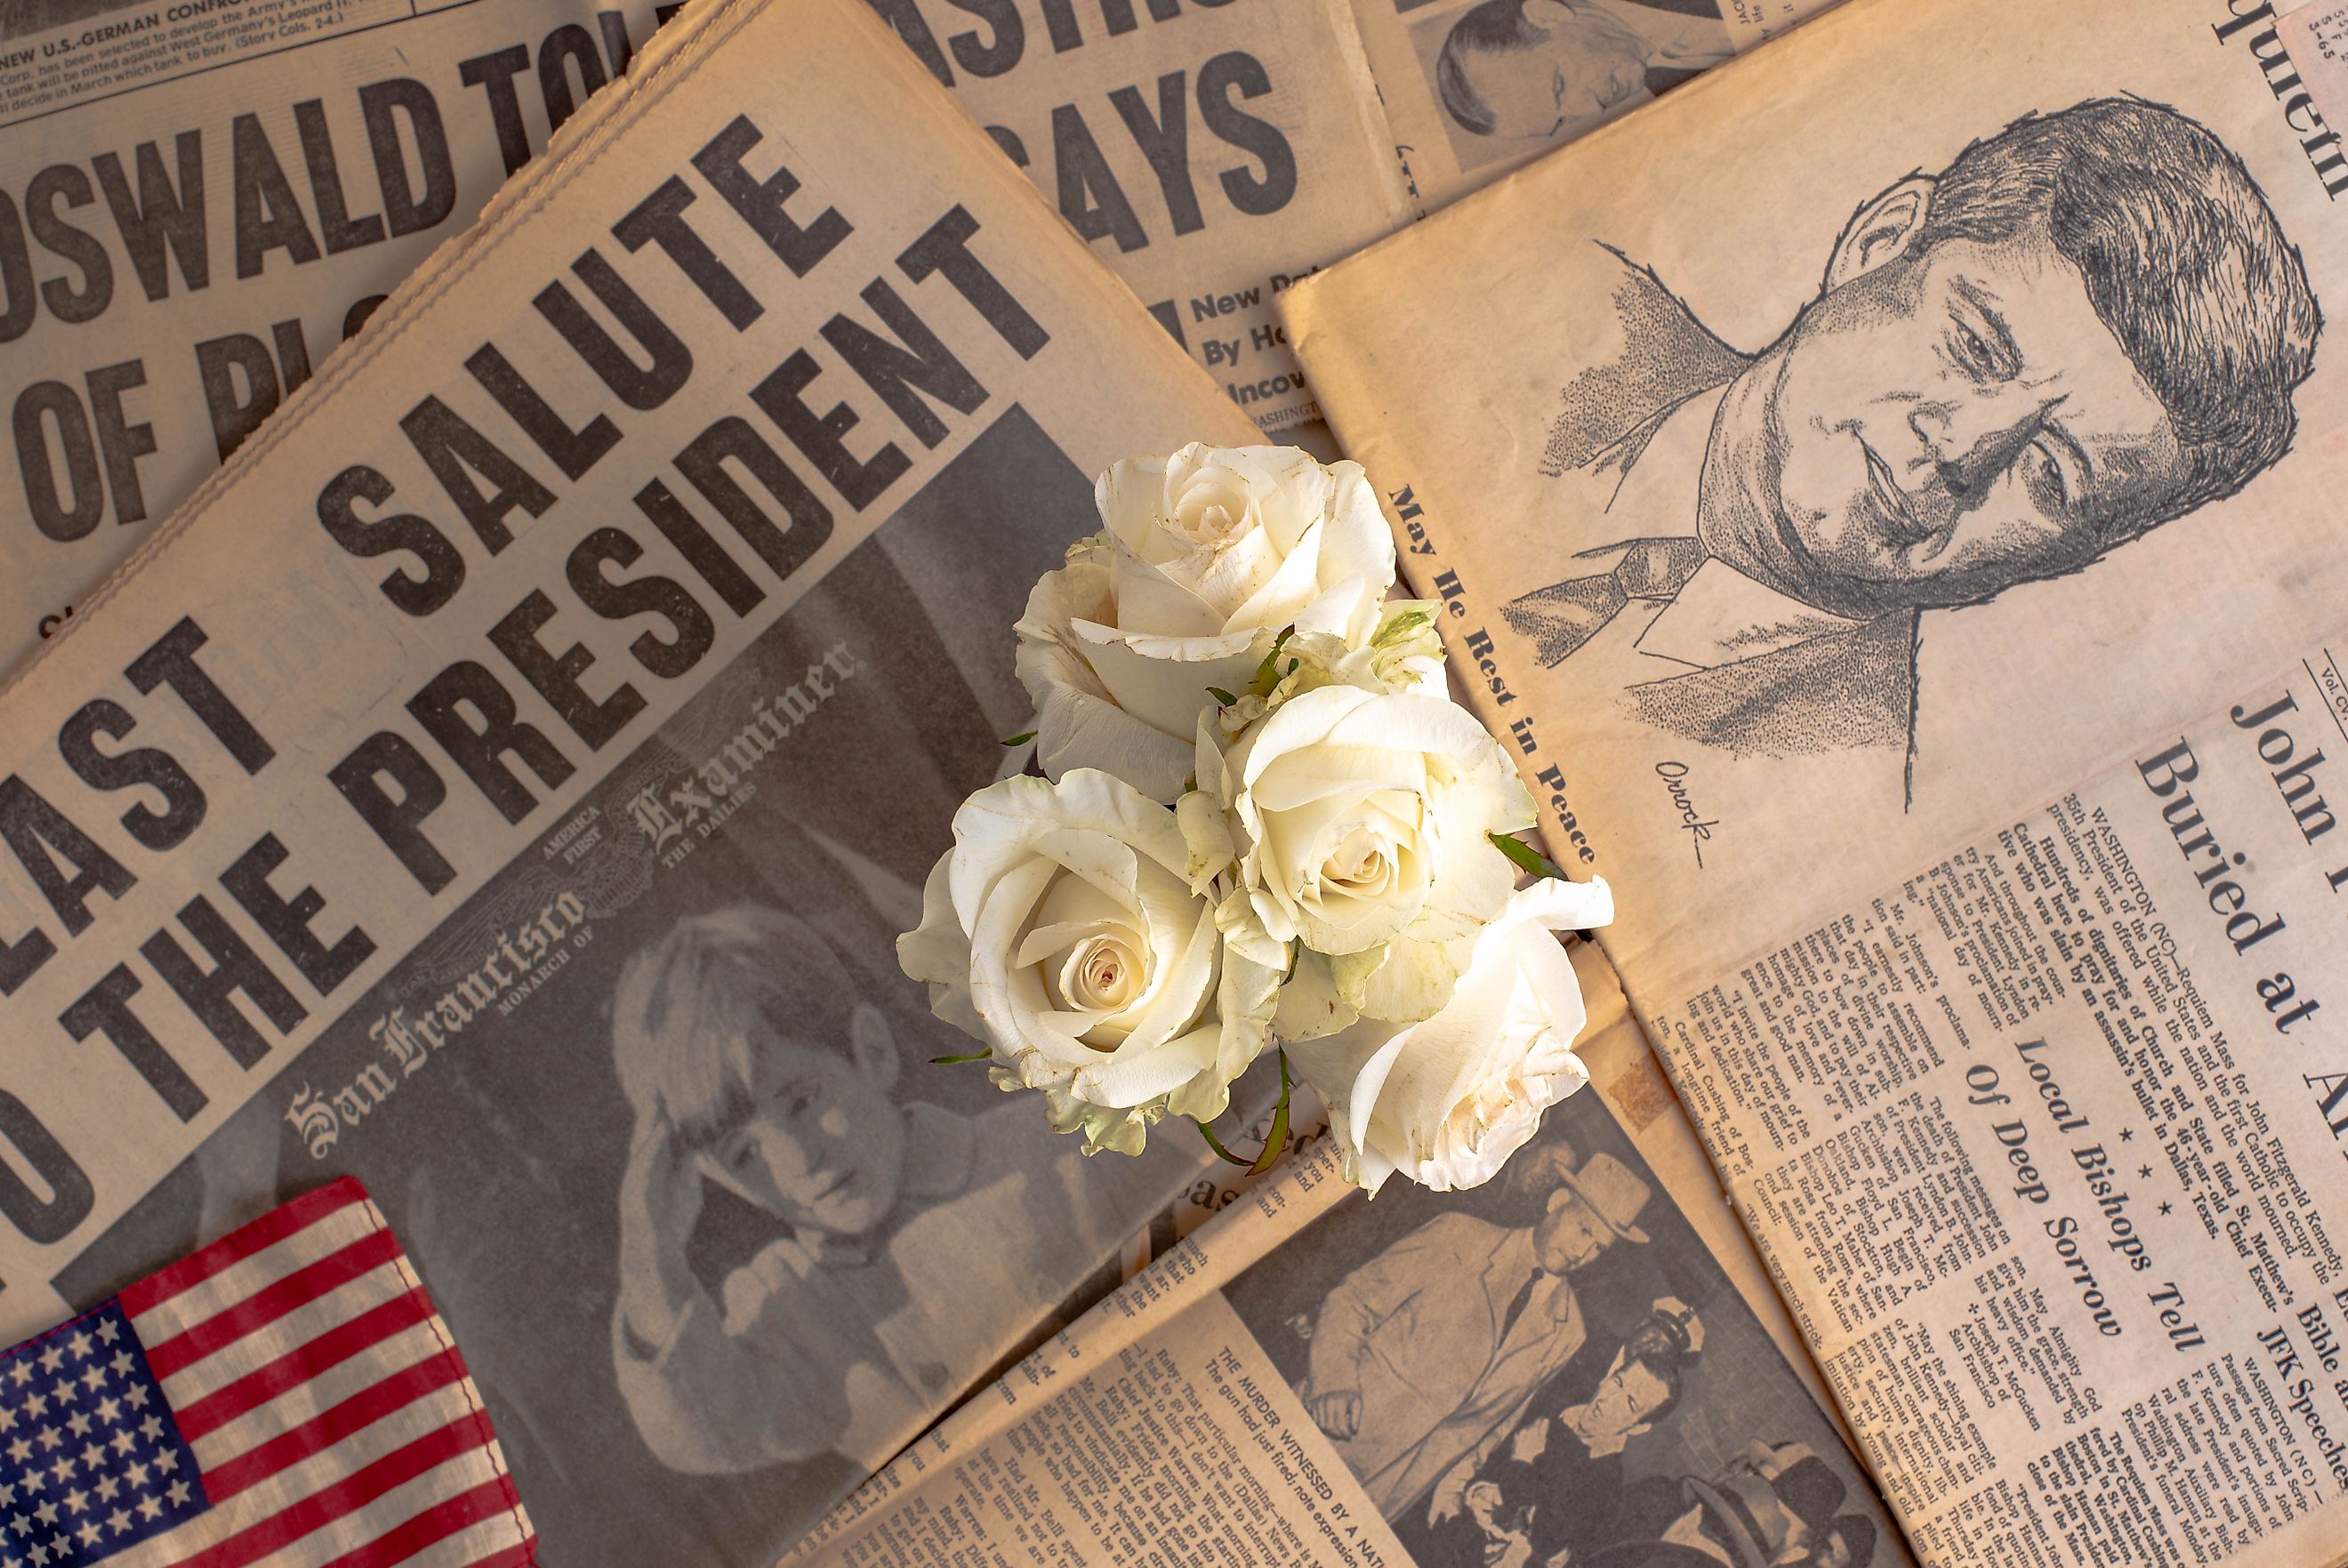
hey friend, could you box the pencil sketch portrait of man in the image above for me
[1502,98,2320,785]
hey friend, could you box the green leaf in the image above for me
[1198,1119,1254,1167]
[1247,629,1295,699]
[1000,730,1037,748]
[1489,830,1568,881]
[1247,1050,1294,1178]
[1206,687,1238,707]
[1284,937,1303,984]
[1374,608,1433,647]
[929,1049,992,1065]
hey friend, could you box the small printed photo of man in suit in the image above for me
[1222,1090,1897,1568]
[1413,0,1731,173]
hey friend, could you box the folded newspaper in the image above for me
[0,0,1410,679]
[0,0,1334,1554]
[0,0,675,673]
[1281,0,2348,1564]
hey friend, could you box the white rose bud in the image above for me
[1015,444,1396,801]
[897,769,1279,1153]
[1211,684,1534,977]
[1286,878,1614,1194]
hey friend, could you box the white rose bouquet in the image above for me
[898,444,1612,1194]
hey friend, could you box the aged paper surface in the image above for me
[0,0,1403,679]
[871,0,1408,433]
[1289,1,2348,1563]
[0,0,1297,1555]
[1643,650,2348,1568]
[0,0,673,668]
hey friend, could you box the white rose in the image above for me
[1286,878,1614,1194]
[1210,684,1534,979]
[897,769,1278,1154]
[1015,445,1396,801]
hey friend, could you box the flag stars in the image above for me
[91,1399,116,1428]
[5,1516,24,1538]
[92,1323,115,1349]
[165,1478,189,1508]
[123,1462,146,1491]
[106,1353,130,1381]
[91,1479,115,1506]
[31,1428,55,1455]
[58,1492,80,1519]
[31,1353,57,1380]
[28,1504,50,1531]
[77,1368,101,1395]
[76,1446,99,1475]
[24,1544,43,1567]
[20,1397,43,1423]
[60,1337,86,1367]
[105,1508,128,1536]
[6,1440,29,1467]
[58,1417,84,1443]
[122,1387,148,1411]
[4,1369,24,1392]
[108,1431,133,1458]
[152,1451,175,1476]
[133,1495,160,1524]
[42,1461,65,1491]
[73,1522,96,1548]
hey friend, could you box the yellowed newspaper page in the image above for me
[1641,649,2348,1568]
[1284,0,2348,1045]
[793,945,1910,1568]
[0,0,1283,1556]
[1347,0,1840,215]
[870,0,1408,435]
[1286,1,2348,1563]
[0,0,1403,684]
[0,0,673,670]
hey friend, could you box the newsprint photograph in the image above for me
[1222,1088,1900,1568]
[52,412,1210,1565]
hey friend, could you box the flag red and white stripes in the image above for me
[0,1178,534,1568]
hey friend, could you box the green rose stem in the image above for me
[929,1049,992,1065]
[1198,1048,1293,1176]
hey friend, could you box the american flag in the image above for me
[0,1178,534,1568]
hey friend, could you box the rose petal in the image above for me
[1286,879,1613,1193]
[1074,629,1259,743]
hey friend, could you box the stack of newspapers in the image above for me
[4,0,2346,1562]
